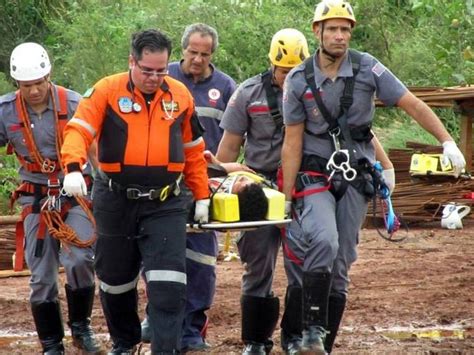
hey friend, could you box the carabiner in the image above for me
[159,185,170,201]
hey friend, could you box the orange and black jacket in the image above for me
[61,72,209,200]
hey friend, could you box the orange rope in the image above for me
[42,212,96,247]
[18,85,97,248]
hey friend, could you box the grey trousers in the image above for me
[237,225,282,297]
[283,182,368,295]
[19,195,95,304]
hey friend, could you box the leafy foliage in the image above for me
[0,147,20,213]
[0,0,472,200]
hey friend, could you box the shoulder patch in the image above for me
[371,62,386,77]
[228,90,239,107]
[83,87,95,98]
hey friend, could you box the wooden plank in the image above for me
[0,269,30,278]
[0,267,64,278]
[459,113,473,173]
[375,85,474,107]
[0,215,20,225]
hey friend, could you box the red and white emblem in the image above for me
[208,88,221,101]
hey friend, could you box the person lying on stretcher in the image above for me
[203,151,270,222]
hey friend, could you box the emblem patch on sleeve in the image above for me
[371,62,386,77]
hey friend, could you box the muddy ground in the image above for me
[0,223,473,354]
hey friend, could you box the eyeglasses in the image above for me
[134,60,168,77]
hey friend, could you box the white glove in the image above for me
[382,168,395,195]
[194,199,210,223]
[284,200,292,217]
[442,141,466,177]
[63,172,87,196]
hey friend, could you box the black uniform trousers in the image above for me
[93,177,188,352]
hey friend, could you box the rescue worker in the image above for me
[281,1,466,354]
[171,23,236,154]
[0,43,101,354]
[216,28,310,355]
[140,23,236,352]
[60,29,210,354]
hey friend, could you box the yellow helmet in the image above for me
[313,0,356,26]
[268,28,310,68]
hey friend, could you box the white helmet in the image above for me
[10,42,51,81]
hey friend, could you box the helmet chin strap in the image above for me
[270,65,278,83]
[321,47,338,63]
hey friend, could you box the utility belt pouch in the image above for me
[301,154,328,173]
[349,171,375,200]
[350,123,373,143]
[362,176,375,198]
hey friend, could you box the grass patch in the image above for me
[373,119,439,150]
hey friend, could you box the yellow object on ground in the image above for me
[409,153,456,176]
[222,231,240,262]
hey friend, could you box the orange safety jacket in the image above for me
[61,72,209,200]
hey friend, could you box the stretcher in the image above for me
[188,171,290,232]
[187,219,292,232]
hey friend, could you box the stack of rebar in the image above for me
[376,85,474,108]
[0,227,16,270]
[368,142,474,223]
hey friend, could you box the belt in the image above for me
[125,184,177,201]
[98,170,182,201]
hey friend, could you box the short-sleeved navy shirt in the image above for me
[168,61,236,154]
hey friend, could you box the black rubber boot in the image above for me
[65,284,102,353]
[241,295,280,355]
[301,272,331,355]
[31,301,65,354]
[280,286,302,355]
[324,293,346,354]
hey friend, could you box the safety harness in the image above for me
[261,70,283,131]
[260,70,287,156]
[9,85,96,271]
[298,51,406,242]
[294,49,376,200]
